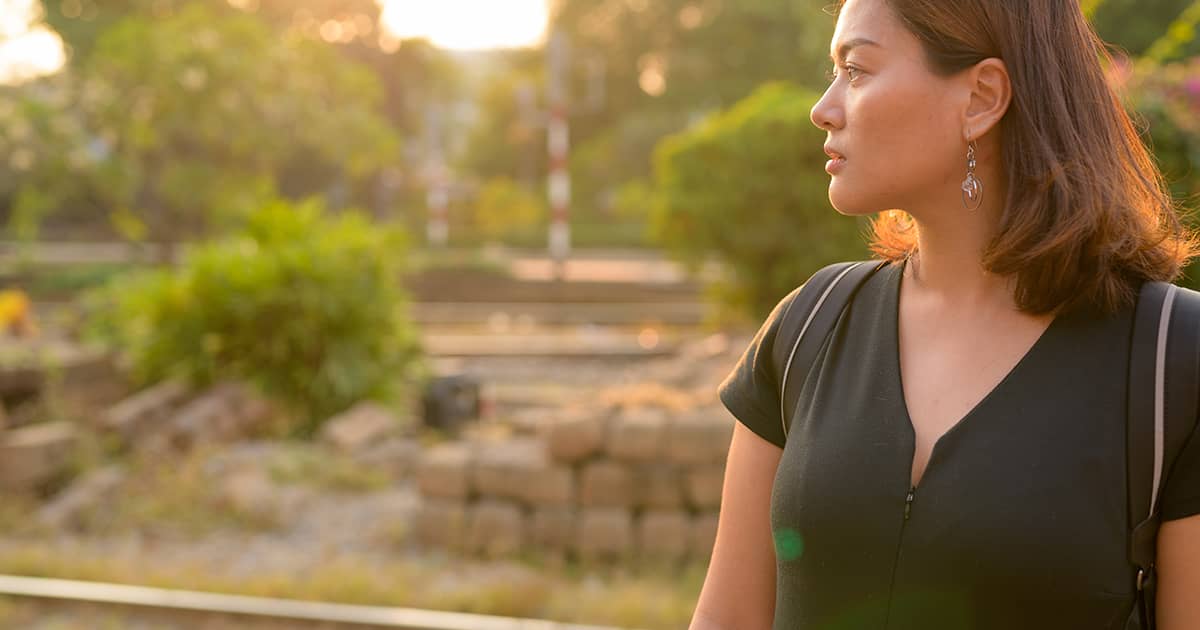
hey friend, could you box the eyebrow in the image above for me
[830,37,882,61]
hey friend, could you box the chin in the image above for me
[827,181,884,218]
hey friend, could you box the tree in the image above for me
[36,0,384,65]
[458,0,836,233]
[651,82,868,319]
[1089,0,1199,58]
[457,49,547,186]
[0,5,399,253]
[473,177,546,243]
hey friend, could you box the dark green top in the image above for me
[719,261,1200,630]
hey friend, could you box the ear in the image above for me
[961,57,1011,142]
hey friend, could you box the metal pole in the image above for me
[425,106,449,247]
[546,30,571,279]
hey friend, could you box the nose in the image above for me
[810,86,843,131]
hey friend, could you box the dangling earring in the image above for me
[961,140,983,211]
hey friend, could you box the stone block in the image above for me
[472,437,544,500]
[38,465,126,530]
[578,461,634,508]
[220,469,283,525]
[575,507,633,560]
[415,499,468,551]
[545,410,608,463]
[665,409,734,465]
[521,465,575,507]
[469,437,575,507]
[359,437,421,479]
[633,464,685,510]
[319,402,402,453]
[685,465,725,510]
[606,407,668,462]
[168,382,272,449]
[0,421,77,491]
[529,506,577,551]
[416,443,473,500]
[467,500,526,558]
[690,512,720,560]
[40,349,129,420]
[99,380,190,439]
[637,510,691,561]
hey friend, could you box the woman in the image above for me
[690,0,1200,628]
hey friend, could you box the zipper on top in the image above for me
[884,485,918,629]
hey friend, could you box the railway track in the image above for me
[0,575,635,630]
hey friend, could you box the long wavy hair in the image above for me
[848,0,1198,314]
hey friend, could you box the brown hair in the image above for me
[853,0,1197,314]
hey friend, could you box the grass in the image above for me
[264,442,391,492]
[72,442,403,536]
[70,445,283,536]
[4,262,137,300]
[0,544,706,629]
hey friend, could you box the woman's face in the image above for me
[810,0,969,218]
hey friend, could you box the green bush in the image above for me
[1122,58,1200,198]
[1122,56,1200,287]
[649,81,868,320]
[473,177,546,243]
[84,198,424,435]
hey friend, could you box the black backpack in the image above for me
[770,260,1200,629]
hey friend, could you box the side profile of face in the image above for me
[810,0,973,218]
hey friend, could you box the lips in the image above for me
[823,145,847,175]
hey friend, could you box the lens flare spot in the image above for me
[637,327,660,350]
[774,527,805,561]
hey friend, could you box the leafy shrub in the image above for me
[84,198,424,435]
[473,177,546,243]
[649,82,868,320]
[1121,56,1200,286]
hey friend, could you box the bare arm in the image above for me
[1156,513,1200,629]
[689,421,782,630]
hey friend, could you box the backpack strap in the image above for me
[1128,282,1200,628]
[773,260,886,440]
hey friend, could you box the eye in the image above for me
[826,63,863,84]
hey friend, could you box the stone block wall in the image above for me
[415,405,734,563]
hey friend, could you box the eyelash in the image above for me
[826,63,862,84]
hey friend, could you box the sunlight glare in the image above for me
[380,0,548,50]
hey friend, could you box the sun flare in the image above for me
[380,0,549,50]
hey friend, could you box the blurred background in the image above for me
[0,0,1198,628]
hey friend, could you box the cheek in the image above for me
[825,86,962,215]
[847,83,961,194]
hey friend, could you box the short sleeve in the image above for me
[717,285,805,449]
[1161,416,1200,521]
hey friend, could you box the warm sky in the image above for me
[0,0,550,83]
[380,0,548,50]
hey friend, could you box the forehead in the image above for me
[831,0,910,59]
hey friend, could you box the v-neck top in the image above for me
[718,261,1200,630]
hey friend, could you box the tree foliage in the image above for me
[1,4,398,248]
[83,198,423,434]
[473,177,546,243]
[651,82,867,318]
[460,0,835,226]
[37,0,383,65]
[1090,0,1200,59]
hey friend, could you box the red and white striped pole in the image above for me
[546,30,570,279]
[424,106,449,247]
[426,164,449,247]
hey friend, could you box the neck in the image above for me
[904,177,1014,312]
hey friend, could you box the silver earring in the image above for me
[961,140,983,211]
